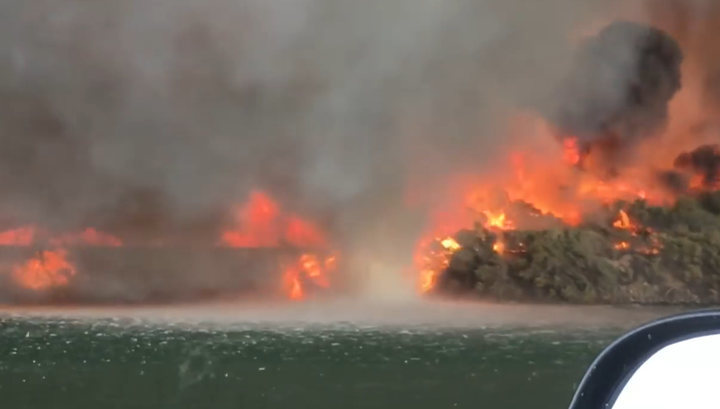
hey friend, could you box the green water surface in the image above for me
[0,315,623,409]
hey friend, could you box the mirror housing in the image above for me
[568,309,720,409]
[612,333,720,408]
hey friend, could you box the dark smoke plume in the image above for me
[655,169,689,194]
[549,21,683,165]
[674,144,720,188]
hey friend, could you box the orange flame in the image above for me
[284,216,327,248]
[221,191,281,248]
[219,190,337,300]
[612,210,637,232]
[614,241,630,250]
[493,240,505,254]
[483,211,513,230]
[282,253,336,300]
[415,236,461,293]
[0,226,35,246]
[12,249,76,290]
[440,237,461,252]
[221,191,328,250]
[286,271,304,300]
[51,228,123,247]
[563,137,581,166]
[0,226,121,248]
[411,112,686,295]
[419,269,438,294]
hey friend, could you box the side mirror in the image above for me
[568,309,720,409]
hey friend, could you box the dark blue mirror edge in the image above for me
[568,308,720,409]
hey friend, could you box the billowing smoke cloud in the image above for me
[0,0,595,241]
[547,21,683,168]
[674,144,720,188]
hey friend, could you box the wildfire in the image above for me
[221,191,281,247]
[283,253,336,300]
[493,240,505,254]
[415,236,461,293]
[611,209,645,236]
[284,216,327,248]
[0,225,122,293]
[0,226,35,246]
[609,209,664,254]
[220,190,337,300]
[51,228,123,247]
[418,270,436,294]
[483,211,513,230]
[614,241,630,250]
[612,210,632,230]
[12,249,76,290]
[563,137,581,166]
[411,110,690,295]
[221,190,327,249]
[440,237,461,251]
[0,226,122,247]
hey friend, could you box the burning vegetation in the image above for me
[12,249,76,291]
[422,193,720,304]
[414,20,720,305]
[0,190,337,303]
[220,191,337,300]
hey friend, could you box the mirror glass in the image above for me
[612,333,720,409]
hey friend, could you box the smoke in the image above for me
[674,144,720,188]
[0,0,719,302]
[0,1,603,222]
[546,21,683,169]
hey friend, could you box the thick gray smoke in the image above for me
[674,144,720,188]
[0,0,597,238]
[547,21,683,167]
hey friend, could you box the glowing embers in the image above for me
[614,241,631,250]
[492,239,506,254]
[610,208,663,255]
[282,253,337,301]
[440,237,461,252]
[12,249,76,290]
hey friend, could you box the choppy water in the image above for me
[0,303,676,409]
